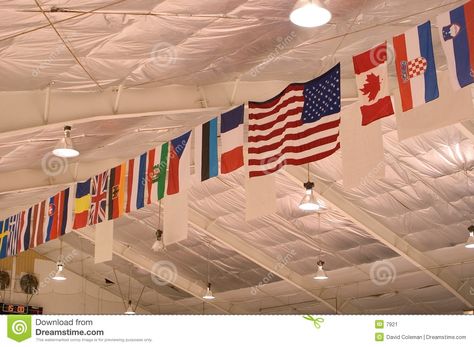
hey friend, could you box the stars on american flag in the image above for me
[302,65,341,123]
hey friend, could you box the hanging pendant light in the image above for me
[124,266,137,314]
[203,283,215,300]
[299,181,322,211]
[52,125,80,158]
[152,229,165,252]
[125,300,136,315]
[290,0,332,28]
[203,241,216,300]
[299,164,324,211]
[313,260,328,280]
[53,240,67,281]
[52,260,66,281]
[152,201,166,252]
[465,225,474,249]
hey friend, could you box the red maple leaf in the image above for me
[359,73,381,101]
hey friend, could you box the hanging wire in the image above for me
[128,265,132,303]
[317,213,322,259]
[113,268,127,310]
[157,200,162,229]
[133,286,146,312]
[207,241,211,283]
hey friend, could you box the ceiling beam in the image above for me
[73,227,246,314]
[283,166,474,308]
[188,208,362,314]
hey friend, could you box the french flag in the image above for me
[167,131,191,195]
[126,153,147,212]
[438,0,474,89]
[220,105,244,174]
[393,21,439,112]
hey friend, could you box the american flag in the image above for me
[248,64,341,177]
[89,171,109,225]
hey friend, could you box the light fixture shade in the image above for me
[52,261,66,281]
[152,229,165,252]
[465,232,474,249]
[290,0,332,28]
[203,283,215,300]
[313,260,328,280]
[125,300,136,315]
[299,181,321,211]
[52,270,66,281]
[152,239,165,252]
[52,125,80,158]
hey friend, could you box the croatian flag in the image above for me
[393,21,439,111]
[167,131,191,195]
[353,42,394,125]
[220,105,244,174]
[438,0,474,89]
[126,153,147,213]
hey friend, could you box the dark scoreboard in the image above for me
[0,303,43,315]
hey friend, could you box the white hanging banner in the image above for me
[340,102,385,188]
[245,174,277,221]
[163,192,189,246]
[94,221,113,264]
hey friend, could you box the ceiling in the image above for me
[0,0,473,314]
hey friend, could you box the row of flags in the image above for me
[353,1,474,126]
[2,1,474,260]
[0,106,246,260]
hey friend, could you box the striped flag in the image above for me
[6,212,27,257]
[247,64,341,178]
[220,105,244,174]
[126,153,147,212]
[146,143,168,204]
[194,118,218,182]
[45,187,74,242]
[29,200,46,249]
[0,219,10,259]
[73,178,91,229]
[108,163,126,220]
[19,210,31,252]
[438,0,474,89]
[393,21,439,111]
[167,131,192,195]
[89,172,109,225]
[353,42,395,125]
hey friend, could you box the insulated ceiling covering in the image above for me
[0,0,461,91]
[0,0,474,314]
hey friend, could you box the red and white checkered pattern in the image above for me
[407,57,427,78]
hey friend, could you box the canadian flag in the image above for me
[352,42,394,126]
